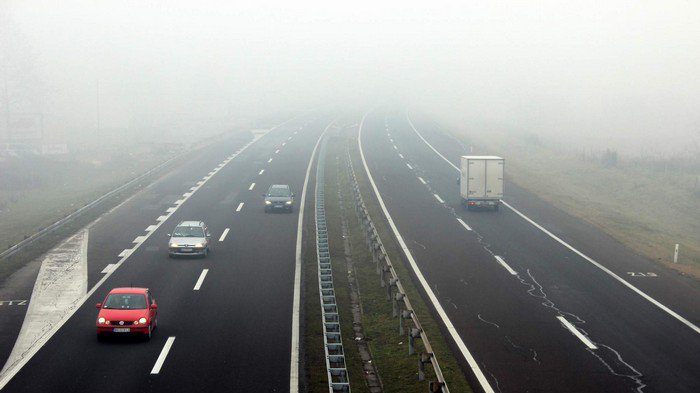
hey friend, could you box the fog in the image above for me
[2,0,699,156]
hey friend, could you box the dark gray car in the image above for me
[264,184,295,213]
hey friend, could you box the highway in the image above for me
[357,109,700,393]
[0,108,698,393]
[0,115,328,392]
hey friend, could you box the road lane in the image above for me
[0,115,328,392]
[360,110,700,392]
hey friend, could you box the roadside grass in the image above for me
[443,124,700,276]
[343,133,473,392]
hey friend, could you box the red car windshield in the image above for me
[103,294,147,309]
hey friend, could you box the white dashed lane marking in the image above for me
[433,194,445,204]
[219,228,230,242]
[275,149,280,154]
[193,269,209,291]
[150,337,176,374]
[418,177,427,185]
[146,225,158,232]
[494,256,517,275]
[236,203,244,212]
[406,163,413,170]
[268,158,273,163]
[457,218,472,231]
[259,169,265,175]
[133,236,147,244]
[399,153,404,159]
[101,264,116,274]
[557,316,597,349]
[249,183,256,191]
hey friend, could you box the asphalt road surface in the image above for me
[0,115,328,393]
[358,109,700,393]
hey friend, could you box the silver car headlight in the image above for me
[169,243,179,248]
[195,243,204,248]
[265,200,272,205]
[285,201,292,205]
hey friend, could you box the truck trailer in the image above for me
[460,156,504,211]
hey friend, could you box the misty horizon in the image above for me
[2,0,699,156]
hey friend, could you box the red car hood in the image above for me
[99,309,148,321]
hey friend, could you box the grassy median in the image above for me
[302,128,473,392]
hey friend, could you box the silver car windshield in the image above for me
[172,226,205,237]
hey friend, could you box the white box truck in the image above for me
[460,156,504,211]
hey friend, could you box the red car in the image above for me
[95,287,158,340]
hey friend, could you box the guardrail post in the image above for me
[409,327,422,355]
[377,253,386,275]
[388,277,399,302]
[418,352,434,381]
[393,291,405,317]
[380,264,391,288]
[400,310,413,335]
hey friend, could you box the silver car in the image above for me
[264,184,295,213]
[168,221,211,258]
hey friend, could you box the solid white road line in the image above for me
[174,199,184,205]
[494,256,518,275]
[268,158,273,163]
[358,111,494,393]
[259,169,265,175]
[236,202,244,212]
[193,269,209,291]
[249,183,256,191]
[433,194,445,204]
[557,316,597,350]
[0,116,298,389]
[166,207,176,213]
[290,120,334,393]
[456,218,472,231]
[157,215,168,221]
[133,236,147,244]
[418,176,427,185]
[219,228,230,242]
[406,110,700,335]
[399,153,404,159]
[503,200,700,334]
[150,337,176,374]
[146,225,158,232]
[406,163,413,170]
[118,249,132,258]
[100,264,116,274]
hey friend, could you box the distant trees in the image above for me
[602,148,618,167]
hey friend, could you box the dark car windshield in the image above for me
[172,226,205,237]
[103,294,147,309]
[268,187,290,197]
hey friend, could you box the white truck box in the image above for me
[460,156,504,211]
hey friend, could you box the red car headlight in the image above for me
[139,317,147,325]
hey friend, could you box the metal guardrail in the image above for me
[346,148,449,393]
[315,136,351,392]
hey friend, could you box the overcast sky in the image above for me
[2,0,699,154]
